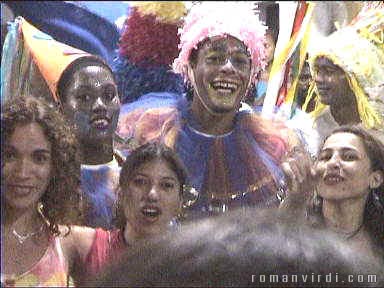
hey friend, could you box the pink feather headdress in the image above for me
[172,2,267,84]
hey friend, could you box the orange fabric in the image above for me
[20,17,91,102]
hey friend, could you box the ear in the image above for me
[186,64,196,88]
[369,170,384,189]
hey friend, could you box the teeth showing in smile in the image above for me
[142,207,160,218]
[325,176,343,184]
[211,81,238,92]
[93,119,108,128]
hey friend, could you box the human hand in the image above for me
[280,146,319,200]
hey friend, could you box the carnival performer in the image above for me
[1,96,84,287]
[305,5,384,144]
[11,17,124,229]
[116,2,312,219]
[113,1,187,104]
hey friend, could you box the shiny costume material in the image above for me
[117,93,300,217]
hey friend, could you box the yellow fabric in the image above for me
[132,1,186,24]
[307,9,384,130]
[285,17,313,105]
[20,17,91,102]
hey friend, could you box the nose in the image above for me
[15,158,32,180]
[92,96,107,113]
[146,185,160,202]
[220,58,236,73]
[326,154,341,170]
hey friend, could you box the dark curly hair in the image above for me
[1,96,84,235]
[308,125,384,251]
[114,142,188,231]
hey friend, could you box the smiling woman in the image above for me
[6,17,124,229]
[280,125,384,261]
[311,126,384,254]
[1,95,84,286]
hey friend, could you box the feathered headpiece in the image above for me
[172,2,267,84]
[307,5,384,129]
[114,1,187,103]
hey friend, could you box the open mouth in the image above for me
[323,174,344,185]
[91,116,110,130]
[210,80,239,94]
[141,206,161,222]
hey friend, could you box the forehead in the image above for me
[314,57,342,71]
[9,122,51,150]
[199,35,249,54]
[134,158,179,180]
[70,65,114,82]
[322,132,366,152]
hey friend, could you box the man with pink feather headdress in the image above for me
[116,2,313,220]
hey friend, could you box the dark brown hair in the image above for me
[309,125,384,250]
[114,142,188,230]
[1,96,84,234]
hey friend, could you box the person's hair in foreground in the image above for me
[1,95,83,233]
[308,125,384,251]
[93,209,383,287]
[113,142,188,230]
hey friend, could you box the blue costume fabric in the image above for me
[256,80,268,100]
[81,156,121,229]
[116,92,304,219]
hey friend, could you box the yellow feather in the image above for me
[132,1,186,24]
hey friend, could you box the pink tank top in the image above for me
[2,236,69,287]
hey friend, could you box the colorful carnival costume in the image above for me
[117,92,303,218]
[2,17,123,228]
[81,154,123,229]
[112,2,186,104]
[305,5,384,143]
[116,3,309,218]
[1,237,70,287]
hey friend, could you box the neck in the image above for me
[191,97,237,135]
[260,62,272,82]
[3,204,44,233]
[123,222,146,245]
[330,97,361,126]
[322,197,366,234]
[80,139,114,165]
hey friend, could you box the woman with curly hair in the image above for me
[1,96,84,286]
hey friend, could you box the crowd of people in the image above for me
[1,1,383,287]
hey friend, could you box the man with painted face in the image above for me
[305,6,384,144]
[13,18,122,229]
[116,3,312,220]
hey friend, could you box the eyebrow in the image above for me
[33,149,51,154]
[134,173,177,182]
[321,147,360,154]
